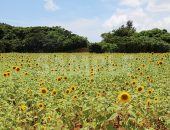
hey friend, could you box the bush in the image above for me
[89,43,104,53]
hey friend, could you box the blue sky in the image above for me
[0,0,170,42]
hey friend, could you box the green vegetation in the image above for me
[90,21,170,53]
[0,23,88,52]
[1,21,170,53]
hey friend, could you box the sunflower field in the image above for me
[0,53,170,130]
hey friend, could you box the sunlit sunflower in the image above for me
[20,104,27,112]
[24,72,28,75]
[40,87,48,96]
[56,76,62,81]
[131,80,137,86]
[141,64,145,67]
[6,71,10,76]
[102,91,106,96]
[41,125,47,130]
[90,72,94,76]
[137,68,141,71]
[12,66,16,70]
[157,61,163,65]
[154,97,159,103]
[90,79,94,82]
[63,76,67,80]
[70,85,77,92]
[65,89,70,94]
[47,116,52,122]
[125,82,129,86]
[37,103,44,110]
[73,95,78,100]
[118,92,131,103]
[81,91,85,95]
[39,80,45,86]
[3,72,7,77]
[146,99,151,107]
[148,88,154,94]
[15,67,20,72]
[51,89,57,96]
[96,92,101,97]
[139,72,144,76]
[136,85,144,93]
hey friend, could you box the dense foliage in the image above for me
[0,23,88,52]
[89,21,170,53]
[1,21,170,53]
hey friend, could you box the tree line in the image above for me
[0,21,170,53]
[89,21,170,53]
[0,23,88,52]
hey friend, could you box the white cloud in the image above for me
[103,0,170,32]
[103,13,127,28]
[146,0,170,13]
[152,17,170,29]
[58,18,108,42]
[119,0,145,7]
[44,0,59,12]
[103,8,149,30]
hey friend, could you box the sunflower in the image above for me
[39,80,45,86]
[157,61,163,65]
[139,72,143,76]
[56,76,62,81]
[90,72,94,76]
[90,79,94,82]
[65,89,70,94]
[136,85,144,93]
[15,67,20,72]
[73,95,78,100]
[51,89,57,96]
[41,126,47,130]
[148,88,154,94]
[3,72,7,77]
[118,92,131,103]
[63,76,67,80]
[6,71,10,76]
[81,91,85,95]
[12,66,16,70]
[20,104,27,112]
[146,99,151,107]
[70,85,77,92]
[96,92,101,97]
[141,64,145,67]
[131,80,137,86]
[37,103,44,110]
[40,87,48,96]
[154,97,159,103]
[125,82,129,86]
[24,72,28,75]
[137,68,141,71]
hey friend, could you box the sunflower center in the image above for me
[42,89,46,93]
[138,87,142,91]
[121,94,128,100]
[53,91,56,94]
